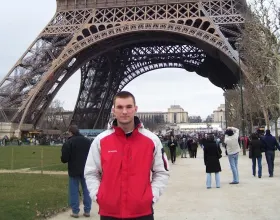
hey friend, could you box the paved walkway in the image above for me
[49,148,280,220]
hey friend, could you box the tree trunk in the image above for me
[250,112,254,134]
[262,107,270,129]
[275,119,279,140]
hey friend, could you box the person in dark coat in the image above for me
[61,125,92,218]
[261,129,280,177]
[187,139,193,157]
[203,135,222,189]
[249,133,265,178]
[167,135,178,164]
[191,140,198,158]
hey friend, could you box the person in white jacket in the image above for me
[224,127,240,184]
[84,91,169,220]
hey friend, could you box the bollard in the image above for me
[41,147,44,174]
[11,147,14,170]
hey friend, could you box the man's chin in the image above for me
[118,120,133,125]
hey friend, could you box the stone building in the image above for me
[212,104,226,129]
[167,105,188,123]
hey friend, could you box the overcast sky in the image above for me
[0,0,225,118]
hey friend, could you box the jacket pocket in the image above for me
[97,182,121,215]
[127,185,153,215]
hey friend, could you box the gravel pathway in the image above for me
[0,169,67,175]
[49,148,280,220]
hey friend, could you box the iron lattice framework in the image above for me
[0,0,245,130]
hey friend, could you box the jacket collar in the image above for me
[68,133,83,139]
[111,116,143,136]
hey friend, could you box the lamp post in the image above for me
[220,109,223,130]
[221,115,223,130]
[235,38,246,156]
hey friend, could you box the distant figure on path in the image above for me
[61,125,92,218]
[168,135,178,163]
[84,91,169,220]
[187,139,193,157]
[203,135,222,189]
[248,133,265,178]
[224,127,240,184]
[191,140,198,158]
[261,130,280,177]
[180,137,188,158]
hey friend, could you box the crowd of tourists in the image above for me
[166,135,199,163]
[165,126,280,189]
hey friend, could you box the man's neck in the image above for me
[118,121,135,133]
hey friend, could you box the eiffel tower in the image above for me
[0,0,244,135]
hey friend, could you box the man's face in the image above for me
[113,97,138,125]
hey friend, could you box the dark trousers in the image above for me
[188,148,193,158]
[252,155,262,177]
[265,151,275,176]
[170,148,176,163]
[101,215,154,220]
[193,149,197,158]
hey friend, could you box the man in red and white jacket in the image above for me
[84,91,169,220]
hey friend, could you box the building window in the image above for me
[174,113,177,123]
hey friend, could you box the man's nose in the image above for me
[122,108,128,113]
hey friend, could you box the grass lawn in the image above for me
[0,146,67,171]
[0,145,179,171]
[0,173,69,220]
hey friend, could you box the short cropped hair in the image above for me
[68,125,79,135]
[251,133,258,140]
[113,91,136,106]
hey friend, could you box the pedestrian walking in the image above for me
[261,130,280,177]
[191,140,198,158]
[61,125,92,218]
[180,137,188,158]
[187,139,193,158]
[203,135,222,189]
[248,133,265,178]
[168,135,178,163]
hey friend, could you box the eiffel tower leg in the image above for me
[71,50,127,129]
[0,9,94,126]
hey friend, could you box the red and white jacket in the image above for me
[84,117,169,218]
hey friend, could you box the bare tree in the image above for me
[188,116,202,123]
[238,0,280,129]
[40,99,71,131]
[204,115,213,123]
[141,115,165,132]
[225,89,242,128]
[225,84,268,134]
